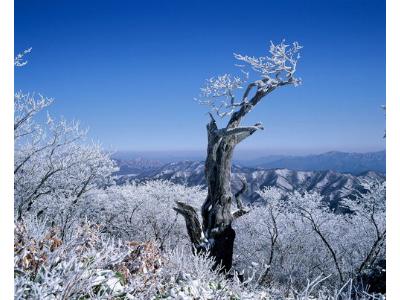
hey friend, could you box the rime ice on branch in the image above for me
[197,40,302,118]
[14,47,32,67]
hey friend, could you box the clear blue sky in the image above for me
[15,0,385,155]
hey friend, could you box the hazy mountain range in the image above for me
[241,150,385,175]
[113,157,164,176]
[113,151,385,209]
[113,150,385,175]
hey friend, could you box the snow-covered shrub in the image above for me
[14,217,268,299]
[14,92,118,222]
[82,180,206,248]
[14,218,131,299]
[16,178,384,299]
[234,183,386,295]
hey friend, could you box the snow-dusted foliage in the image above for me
[14,173,386,299]
[197,40,302,118]
[15,213,384,300]
[14,218,271,299]
[14,92,117,221]
[81,181,206,247]
[234,184,386,295]
[14,47,32,67]
[15,219,130,299]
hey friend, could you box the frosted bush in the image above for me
[82,181,206,248]
[14,218,265,299]
[235,184,385,295]
[14,181,385,299]
[14,219,131,299]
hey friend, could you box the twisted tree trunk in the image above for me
[174,111,260,272]
[200,117,238,271]
[173,42,300,271]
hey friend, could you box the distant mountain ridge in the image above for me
[112,150,386,175]
[115,160,385,209]
[113,157,164,176]
[241,151,385,174]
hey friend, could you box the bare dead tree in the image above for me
[174,40,302,272]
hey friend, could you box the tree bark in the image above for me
[174,114,254,272]
[174,84,291,272]
[200,122,235,270]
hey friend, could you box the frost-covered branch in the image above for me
[14,92,53,137]
[287,191,344,283]
[234,40,302,88]
[14,47,32,67]
[197,40,302,125]
[342,181,386,275]
[197,73,248,117]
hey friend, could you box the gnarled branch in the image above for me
[217,123,264,138]
[173,201,204,247]
[233,177,250,219]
